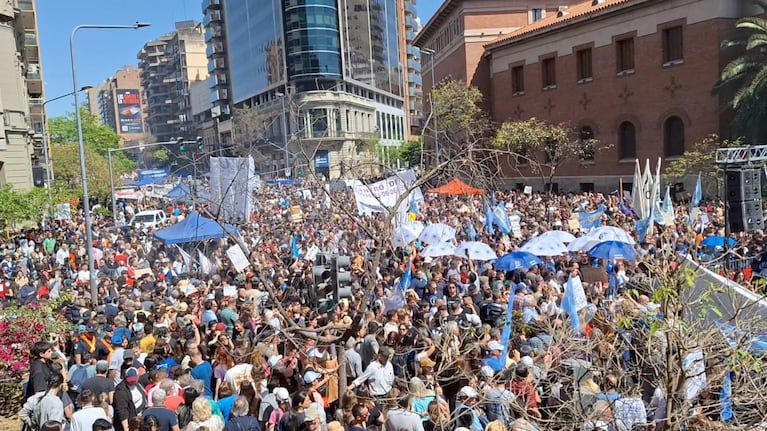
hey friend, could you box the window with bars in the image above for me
[616,38,635,73]
[618,121,637,160]
[576,48,592,81]
[662,26,683,63]
[511,65,525,94]
[542,58,556,88]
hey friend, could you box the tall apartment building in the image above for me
[137,21,208,143]
[0,0,45,190]
[402,0,423,135]
[202,0,419,178]
[86,65,147,143]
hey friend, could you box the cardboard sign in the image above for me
[226,244,250,272]
[568,217,581,231]
[290,205,304,222]
[523,186,533,195]
[134,268,153,279]
[55,203,71,220]
[580,266,606,284]
[509,215,522,238]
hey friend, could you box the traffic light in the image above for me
[176,136,185,152]
[313,253,332,297]
[196,136,204,152]
[333,255,353,301]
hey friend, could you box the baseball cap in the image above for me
[95,360,109,372]
[214,322,226,332]
[123,350,135,360]
[419,357,436,368]
[480,366,495,377]
[487,341,504,352]
[303,370,322,385]
[125,367,139,383]
[273,387,290,403]
[458,386,478,398]
[304,406,320,423]
[110,335,123,345]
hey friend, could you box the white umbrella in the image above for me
[391,222,424,248]
[419,223,456,244]
[537,230,576,244]
[567,226,635,252]
[420,242,456,257]
[520,235,568,256]
[454,241,498,261]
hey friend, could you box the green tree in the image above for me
[714,1,767,141]
[0,185,48,227]
[663,134,742,196]
[48,108,136,199]
[429,80,491,160]
[399,140,422,167]
[492,118,605,192]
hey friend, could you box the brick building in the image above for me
[417,0,753,193]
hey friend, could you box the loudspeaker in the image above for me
[32,166,45,188]
[728,199,764,233]
[726,168,761,201]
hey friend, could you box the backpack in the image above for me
[69,364,89,393]
[18,392,45,430]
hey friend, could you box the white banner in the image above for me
[209,156,255,223]
[352,169,422,215]
[226,244,250,273]
[55,203,71,220]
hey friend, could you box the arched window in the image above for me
[618,121,636,160]
[579,126,595,161]
[663,116,685,157]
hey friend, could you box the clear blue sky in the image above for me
[39,0,444,118]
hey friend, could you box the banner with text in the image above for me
[352,169,423,215]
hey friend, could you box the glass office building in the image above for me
[224,0,404,102]
[224,0,286,103]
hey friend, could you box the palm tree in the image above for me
[714,1,767,141]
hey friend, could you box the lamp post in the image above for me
[275,89,290,178]
[71,22,151,302]
[421,48,439,164]
[40,85,92,213]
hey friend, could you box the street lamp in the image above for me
[421,48,439,164]
[275,90,290,177]
[70,22,151,302]
[41,85,92,212]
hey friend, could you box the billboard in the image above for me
[116,89,143,134]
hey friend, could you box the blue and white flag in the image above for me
[578,204,606,232]
[562,276,582,333]
[384,260,411,311]
[485,291,515,371]
[493,202,512,234]
[290,235,300,259]
[691,172,702,207]
[484,197,495,236]
[636,216,651,243]
[720,370,733,421]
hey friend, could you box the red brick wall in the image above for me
[490,17,734,180]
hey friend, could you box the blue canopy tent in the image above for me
[153,212,239,244]
[165,183,191,199]
[127,176,160,187]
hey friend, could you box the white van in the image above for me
[129,210,167,229]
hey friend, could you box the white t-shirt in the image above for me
[225,363,254,394]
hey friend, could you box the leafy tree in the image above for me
[714,1,767,141]
[492,118,605,192]
[429,80,491,160]
[399,139,422,167]
[663,134,742,197]
[48,108,121,154]
[50,144,112,201]
[0,185,48,227]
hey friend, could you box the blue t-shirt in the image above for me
[191,361,214,396]
[218,394,237,421]
[143,407,178,431]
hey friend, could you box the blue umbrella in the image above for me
[495,251,542,271]
[700,236,736,248]
[588,240,638,261]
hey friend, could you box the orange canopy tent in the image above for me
[427,178,486,195]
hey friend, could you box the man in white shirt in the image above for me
[71,389,110,431]
[348,346,394,398]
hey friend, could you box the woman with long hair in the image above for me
[212,346,235,400]
[409,377,439,421]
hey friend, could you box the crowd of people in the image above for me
[3,177,767,431]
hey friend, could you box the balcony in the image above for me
[204,25,223,43]
[210,88,228,103]
[208,57,226,72]
[201,0,221,12]
[404,0,417,15]
[208,73,227,89]
[407,59,420,71]
[205,42,225,57]
[406,15,417,30]
[203,9,222,25]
